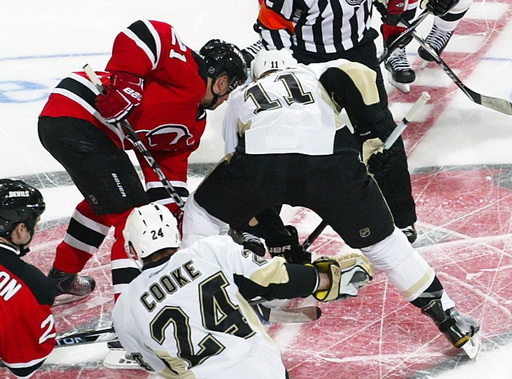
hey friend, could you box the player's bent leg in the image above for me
[49,200,109,297]
[360,228,480,356]
[182,193,229,248]
[360,227,434,300]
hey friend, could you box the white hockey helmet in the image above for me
[250,49,298,80]
[123,203,181,260]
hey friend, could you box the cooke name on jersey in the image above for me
[140,260,202,312]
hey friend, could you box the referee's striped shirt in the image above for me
[257,0,374,54]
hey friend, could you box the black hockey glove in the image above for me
[265,225,311,264]
[367,143,400,176]
[422,0,459,16]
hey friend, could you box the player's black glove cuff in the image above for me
[266,225,311,264]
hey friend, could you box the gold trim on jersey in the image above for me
[338,62,379,105]
[154,350,196,378]
[249,256,290,287]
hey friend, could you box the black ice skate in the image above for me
[400,224,417,244]
[418,24,454,62]
[422,299,481,359]
[385,46,416,93]
[49,267,96,305]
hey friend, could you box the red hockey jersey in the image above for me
[0,243,56,377]
[40,19,208,185]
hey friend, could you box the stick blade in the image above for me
[478,93,512,115]
[53,293,91,306]
[268,306,322,323]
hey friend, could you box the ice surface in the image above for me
[1,0,512,378]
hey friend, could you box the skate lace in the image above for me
[386,48,412,72]
[425,25,454,52]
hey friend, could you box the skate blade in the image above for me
[387,76,411,93]
[53,293,91,306]
[460,332,481,359]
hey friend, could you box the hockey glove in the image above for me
[266,225,311,264]
[366,140,401,177]
[421,0,459,16]
[229,228,266,257]
[95,72,144,124]
[313,253,375,302]
[386,0,408,26]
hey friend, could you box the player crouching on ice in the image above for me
[182,49,481,358]
[112,203,373,378]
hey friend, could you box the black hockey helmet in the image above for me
[200,39,248,92]
[0,179,45,238]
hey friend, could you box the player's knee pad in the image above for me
[360,227,435,301]
[359,227,414,270]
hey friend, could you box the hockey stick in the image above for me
[377,8,430,64]
[301,91,431,250]
[374,4,512,116]
[54,300,320,348]
[407,27,512,115]
[55,325,116,347]
[383,90,431,148]
[82,64,186,210]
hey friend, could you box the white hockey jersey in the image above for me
[112,235,296,379]
[222,59,349,155]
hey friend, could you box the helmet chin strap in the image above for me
[7,226,35,257]
[205,77,220,109]
[205,76,232,109]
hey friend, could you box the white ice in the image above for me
[1,0,512,377]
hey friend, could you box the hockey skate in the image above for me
[400,224,417,244]
[422,299,481,359]
[49,267,96,306]
[384,46,415,93]
[418,24,454,63]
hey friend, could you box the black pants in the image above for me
[292,30,416,227]
[38,116,148,215]
[195,134,395,249]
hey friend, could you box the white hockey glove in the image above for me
[312,253,375,302]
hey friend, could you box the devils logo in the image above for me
[139,124,194,148]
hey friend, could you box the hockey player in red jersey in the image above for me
[0,179,56,377]
[38,19,247,301]
[380,0,467,90]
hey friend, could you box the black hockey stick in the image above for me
[83,64,186,211]
[56,300,320,347]
[374,3,512,116]
[55,325,116,347]
[377,8,430,64]
[301,91,431,250]
[408,27,512,115]
[54,299,320,348]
